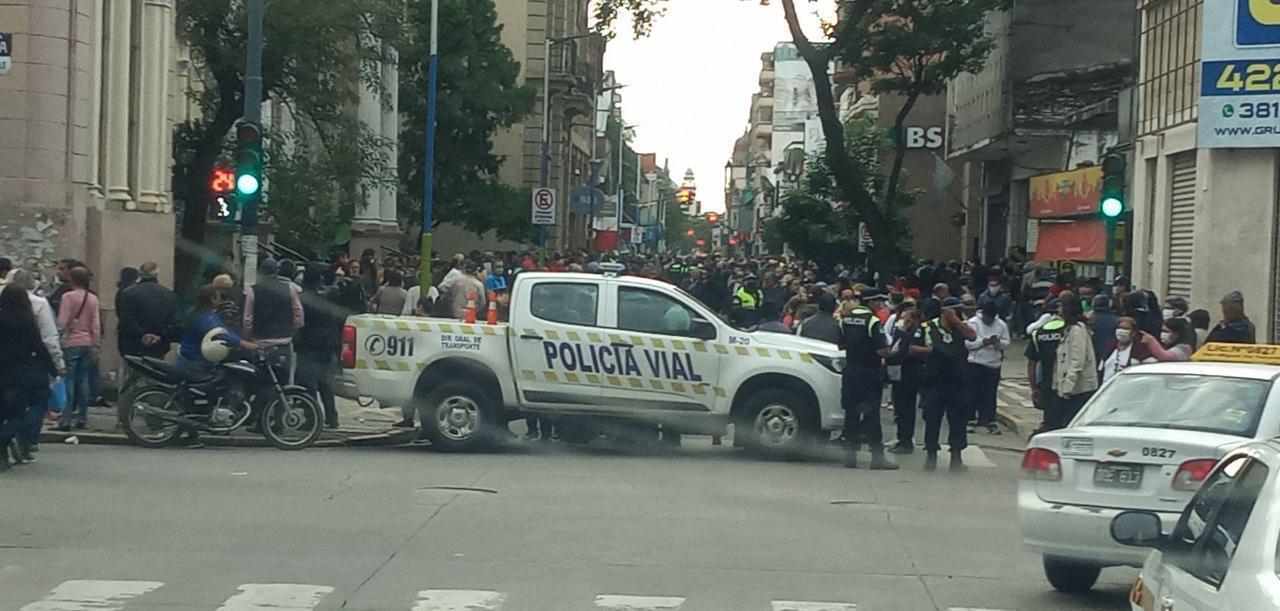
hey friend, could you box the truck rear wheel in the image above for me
[417,381,497,452]
[736,388,818,458]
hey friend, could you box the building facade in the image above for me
[442,0,603,256]
[946,1,1135,270]
[1130,0,1279,340]
[1,0,179,377]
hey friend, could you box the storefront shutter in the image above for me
[1166,153,1196,299]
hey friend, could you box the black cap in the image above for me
[859,287,888,302]
[464,261,481,274]
[941,296,964,310]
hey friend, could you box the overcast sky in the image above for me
[602,0,831,213]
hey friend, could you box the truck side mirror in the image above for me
[690,318,717,340]
[1110,511,1165,547]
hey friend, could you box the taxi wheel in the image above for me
[418,381,496,452]
[737,388,817,458]
[1043,555,1101,593]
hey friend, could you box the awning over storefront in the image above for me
[1029,166,1102,218]
[1034,219,1106,262]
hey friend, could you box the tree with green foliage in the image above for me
[763,116,920,269]
[398,0,537,244]
[173,0,403,277]
[595,0,1008,272]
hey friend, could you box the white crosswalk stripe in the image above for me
[772,601,857,611]
[215,584,335,610]
[594,594,686,610]
[412,589,507,611]
[20,579,164,611]
[14,580,1022,610]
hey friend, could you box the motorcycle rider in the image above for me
[175,285,258,448]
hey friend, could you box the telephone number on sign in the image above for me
[1202,61,1280,96]
[1221,102,1280,119]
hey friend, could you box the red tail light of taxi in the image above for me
[341,324,357,369]
[1172,459,1217,491]
[1021,448,1062,481]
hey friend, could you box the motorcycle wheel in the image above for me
[119,385,182,449]
[260,389,324,450]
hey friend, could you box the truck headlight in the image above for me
[811,354,845,374]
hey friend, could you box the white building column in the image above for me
[88,0,105,196]
[101,0,133,208]
[135,0,174,211]
[379,47,399,227]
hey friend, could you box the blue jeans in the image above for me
[60,346,93,427]
[17,400,47,451]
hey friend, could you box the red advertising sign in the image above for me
[1029,166,1102,218]
[1033,220,1106,262]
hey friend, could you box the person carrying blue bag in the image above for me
[10,270,66,463]
[1,285,59,471]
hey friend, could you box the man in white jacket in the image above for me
[965,300,1011,434]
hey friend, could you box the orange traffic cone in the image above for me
[486,291,499,324]
[463,291,478,324]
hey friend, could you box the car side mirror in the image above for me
[690,318,717,340]
[1111,511,1165,547]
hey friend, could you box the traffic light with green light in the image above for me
[234,121,263,200]
[1100,153,1126,220]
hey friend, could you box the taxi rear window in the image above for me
[1074,374,1271,437]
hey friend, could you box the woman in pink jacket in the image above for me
[56,267,100,431]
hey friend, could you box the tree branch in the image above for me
[881,86,922,215]
[820,0,877,63]
[780,0,887,242]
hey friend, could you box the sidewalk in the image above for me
[39,396,415,448]
[996,337,1041,444]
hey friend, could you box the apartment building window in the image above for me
[1138,0,1202,135]
[758,107,773,123]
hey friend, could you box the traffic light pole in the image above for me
[1104,217,1117,288]
[240,0,264,286]
[420,0,439,290]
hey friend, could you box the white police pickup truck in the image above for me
[340,269,847,454]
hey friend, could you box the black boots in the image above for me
[924,450,938,471]
[950,450,966,473]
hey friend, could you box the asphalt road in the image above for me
[1,431,1136,611]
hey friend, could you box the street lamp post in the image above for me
[420,0,439,290]
[240,0,264,285]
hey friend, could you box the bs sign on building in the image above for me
[1199,0,1280,147]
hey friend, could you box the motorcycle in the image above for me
[118,349,324,450]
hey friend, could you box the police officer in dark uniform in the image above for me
[1025,298,1066,431]
[919,296,977,472]
[840,287,897,470]
[885,305,927,454]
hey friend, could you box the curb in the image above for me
[996,406,1036,443]
[39,428,415,449]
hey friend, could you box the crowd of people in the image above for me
[0,247,1260,472]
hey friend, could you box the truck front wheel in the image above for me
[417,382,498,451]
[736,388,818,458]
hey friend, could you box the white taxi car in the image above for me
[1109,439,1280,610]
[1018,343,1280,593]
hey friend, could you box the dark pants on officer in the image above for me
[842,366,884,450]
[920,381,967,453]
[966,363,1001,427]
[891,380,919,447]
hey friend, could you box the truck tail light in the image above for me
[341,324,357,369]
[1172,459,1216,491]
[1021,448,1062,481]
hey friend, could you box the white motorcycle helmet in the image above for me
[201,327,235,363]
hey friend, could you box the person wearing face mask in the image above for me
[1098,317,1152,384]
[1140,317,1197,362]
[979,277,1012,320]
[964,300,1011,435]
[886,307,928,454]
[1161,296,1188,323]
